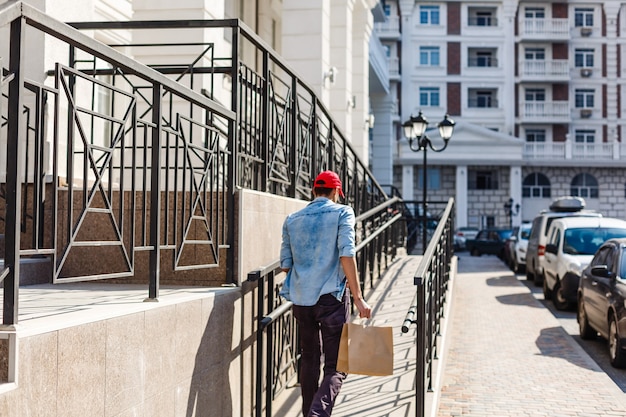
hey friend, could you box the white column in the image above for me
[351,1,373,164]
[604,3,620,141]
[509,166,522,226]
[402,165,414,200]
[502,1,517,136]
[399,0,415,122]
[455,165,468,227]
[329,0,355,137]
[282,0,331,102]
[370,93,394,187]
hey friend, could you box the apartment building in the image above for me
[373,0,626,228]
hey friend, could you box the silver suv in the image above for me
[525,197,602,286]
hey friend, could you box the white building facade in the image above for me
[373,0,626,229]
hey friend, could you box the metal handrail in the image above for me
[401,197,455,417]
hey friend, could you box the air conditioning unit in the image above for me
[580,109,593,118]
[580,68,593,77]
[581,27,593,36]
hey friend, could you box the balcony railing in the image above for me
[519,60,569,78]
[374,15,400,37]
[523,141,625,161]
[519,18,569,38]
[520,101,570,121]
[388,56,400,76]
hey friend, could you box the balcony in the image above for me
[369,34,390,93]
[518,60,569,80]
[388,56,400,78]
[374,16,400,39]
[519,18,569,40]
[519,101,570,122]
[523,141,626,162]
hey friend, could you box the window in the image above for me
[419,87,440,106]
[468,8,497,26]
[524,7,545,18]
[575,89,594,108]
[419,46,440,66]
[575,49,594,67]
[420,5,440,25]
[383,4,391,16]
[522,173,551,198]
[525,129,546,142]
[524,48,545,60]
[469,170,499,190]
[575,130,595,143]
[468,89,497,108]
[468,48,497,67]
[525,89,545,101]
[575,8,594,27]
[415,167,441,190]
[570,173,599,198]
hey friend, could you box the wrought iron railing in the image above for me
[0,5,393,323]
[402,197,455,417]
[248,197,406,417]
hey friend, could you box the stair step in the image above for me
[0,257,52,286]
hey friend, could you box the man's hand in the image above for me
[354,298,372,319]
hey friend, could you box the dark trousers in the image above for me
[293,291,350,417]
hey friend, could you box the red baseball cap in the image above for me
[314,170,345,198]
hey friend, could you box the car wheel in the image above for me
[609,315,626,368]
[526,270,534,281]
[577,298,596,340]
[471,248,481,257]
[543,277,552,300]
[553,280,572,311]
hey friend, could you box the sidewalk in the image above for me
[437,253,626,417]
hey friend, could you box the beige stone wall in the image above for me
[0,288,243,417]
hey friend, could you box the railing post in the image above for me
[147,82,162,301]
[288,77,297,198]
[3,16,26,326]
[261,50,269,191]
[415,276,426,417]
[255,276,265,417]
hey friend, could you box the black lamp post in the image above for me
[504,197,520,229]
[402,111,455,253]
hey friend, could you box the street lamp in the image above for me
[402,111,455,253]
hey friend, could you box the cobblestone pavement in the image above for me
[437,253,626,417]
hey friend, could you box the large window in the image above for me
[524,7,545,18]
[524,48,545,60]
[575,129,595,143]
[468,89,497,108]
[522,173,551,198]
[415,167,441,190]
[525,88,545,101]
[571,173,599,198]
[419,87,440,106]
[575,49,594,67]
[525,129,546,142]
[469,170,499,190]
[468,48,497,67]
[575,89,594,108]
[468,8,497,26]
[575,8,594,27]
[420,5,440,25]
[419,46,440,66]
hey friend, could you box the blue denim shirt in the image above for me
[279,197,356,306]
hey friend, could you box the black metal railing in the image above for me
[0,3,392,327]
[402,197,455,417]
[248,196,406,417]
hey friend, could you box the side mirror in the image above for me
[545,244,558,254]
[590,265,612,279]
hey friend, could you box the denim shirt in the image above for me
[279,197,356,306]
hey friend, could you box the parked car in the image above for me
[466,228,513,258]
[504,223,531,273]
[526,196,601,286]
[578,238,626,368]
[454,226,479,251]
[543,217,626,310]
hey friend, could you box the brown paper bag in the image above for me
[336,322,394,376]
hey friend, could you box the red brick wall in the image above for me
[552,3,568,18]
[553,84,569,100]
[553,124,568,142]
[552,43,568,59]
[447,82,461,115]
[448,42,461,74]
[447,3,461,35]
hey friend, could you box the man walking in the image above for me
[280,170,372,417]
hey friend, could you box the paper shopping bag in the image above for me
[336,322,394,376]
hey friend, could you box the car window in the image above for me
[620,248,626,278]
[605,248,616,273]
[530,217,542,239]
[544,217,563,236]
[520,224,531,239]
[550,228,561,250]
[591,246,610,266]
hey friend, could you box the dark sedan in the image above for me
[466,228,513,259]
[577,238,626,368]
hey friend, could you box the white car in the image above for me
[543,217,626,310]
[508,223,531,273]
